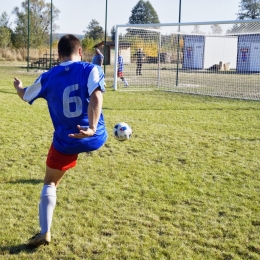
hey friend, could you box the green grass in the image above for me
[0,63,260,259]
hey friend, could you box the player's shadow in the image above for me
[1,244,38,255]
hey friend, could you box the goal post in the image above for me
[113,19,260,100]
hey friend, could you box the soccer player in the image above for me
[13,34,108,247]
[92,48,104,66]
[118,53,129,87]
[92,48,106,86]
[135,48,145,76]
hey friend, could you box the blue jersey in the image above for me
[118,55,124,72]
[23,61,108,154]
[92,53,104,65]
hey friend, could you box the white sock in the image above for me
[122,78,129,86]
[39,185,57,234]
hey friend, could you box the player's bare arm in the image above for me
[13,77,26,100]
[68,88,103,139]
[88,88,103,131]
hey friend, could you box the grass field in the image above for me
[0,62,260,259]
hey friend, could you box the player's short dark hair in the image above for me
[58,34,81,57]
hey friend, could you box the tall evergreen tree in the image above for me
[128,0,160,24]
[237,0,260,19]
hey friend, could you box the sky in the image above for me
[1,0,241,35]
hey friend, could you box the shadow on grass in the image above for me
[1,244,38,255]
[0,89,16,95]
[8,179,43,185]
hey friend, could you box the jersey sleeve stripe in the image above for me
[23,78,42,102]
[87,66,105,96]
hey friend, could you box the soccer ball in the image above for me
[113,122,132,141]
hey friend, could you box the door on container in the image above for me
[193,43,204,69]
[250,42,260,71]
[184,46,193,68]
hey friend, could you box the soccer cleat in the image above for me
[27,232,51,247]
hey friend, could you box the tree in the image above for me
[0,27,12,48]
[110,26,116,42]
[211,24,223,34]
[81,37,96,52]
[12,0,60,48]
[84,19,104,41]
[127,0,160,37]
[228,0,260,34]
[191,25,205,34]
[128,0,160,24]
[0,12,12,48]
[237,0,260,19]
[0,11,10,27]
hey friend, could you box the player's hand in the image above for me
[68,125,96,139]
[13,77,23,89]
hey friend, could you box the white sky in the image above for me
[1,0,240,35]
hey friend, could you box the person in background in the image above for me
[92,48,104,66]
[118,52,129,87]
[92,48,106,86]
[13,34,108,247]
[136,48,145,76]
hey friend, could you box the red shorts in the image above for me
[46,144,78,171]
[117,71,123,77]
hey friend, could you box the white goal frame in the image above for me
[113,19,260,100]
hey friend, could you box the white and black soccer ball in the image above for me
[113,122,132,141]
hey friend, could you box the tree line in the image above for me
[0,0,160,51]
[0,0,259,52]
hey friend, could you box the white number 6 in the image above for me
[63,84,82,118]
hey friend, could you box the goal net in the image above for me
[113,19,260,100]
